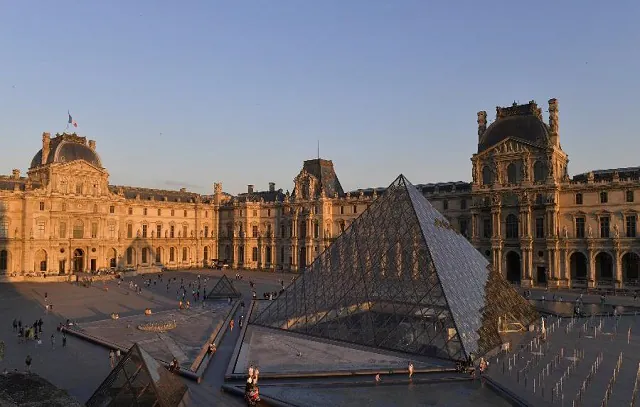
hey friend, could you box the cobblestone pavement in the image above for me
[0,269,283,405]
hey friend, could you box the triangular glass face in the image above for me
[251,175,538,362]
[205,275,241,299]
[86,344,188,407]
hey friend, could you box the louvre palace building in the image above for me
[0,98,638,288]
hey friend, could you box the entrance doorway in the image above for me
[90,259,97,272]
[299,247,306,270]
[73,249,84,273]
[505,251,521,283]
[58,260,66,275]
[537,266,547,285]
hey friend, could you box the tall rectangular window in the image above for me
[109,205,115,214]
[483,218,492,238]
[252,247,258,261]
[600,216,610,238]
[182,247,188,261]
[141,248,148,264]
[91,222,98,238]
[170,225,175,238]
[575,217,585,238]
[109,223,116,238]
[627,190,635,203]
[142,224,147,238]
[575,193,583,205]
[183,225,188,237]
[252,225,258,238]
[627,215,637,238]
[600,191,608,204]
[535,217,544,239]
[127,224,133,238]
[37,221,45,238]
[204,225,209,237]
[353,205,357,214]
[460,199,467,210]
[314,222,319,238]
[143,208,148,216]
[39,202,45,211]
[59,222,66,239]
[156,224,161,238]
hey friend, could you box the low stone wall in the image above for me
[0,274,74,283]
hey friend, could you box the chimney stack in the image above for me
[12,169,20,179]
[88,140,96,150]
[42,132,51,165]
[248,184,254,194]
[269,182,275,192]
[477,111,487,142]
[548,98,559,147]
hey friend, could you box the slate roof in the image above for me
[30,133,102,169]
[292,159,345,199]
[478,102,550,153]
[572,166,640,182]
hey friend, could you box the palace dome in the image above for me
[30,133,102,169]
[477,102,550,153]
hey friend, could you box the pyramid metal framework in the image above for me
[251,175,538,362]
[86,343,189,407]
[205,275,241,299]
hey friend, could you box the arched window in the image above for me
[507,163,518,184]
[533,161,547,182]
[73,220,84,239]
[506,214,519,239]
[482,166,494,185]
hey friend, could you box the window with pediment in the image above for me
[626,215,637,238]
[73,220,84,239]
[600,191,608,204]
[0,221,8,238]
[600,216,610,238]
[575,193,583,205]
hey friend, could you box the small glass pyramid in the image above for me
[205,274,241,300]
[251,175,538,362]
[86,343,188,407]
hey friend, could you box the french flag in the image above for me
[68,111,78,128]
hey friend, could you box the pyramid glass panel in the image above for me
[251,175,538,362]
[86,344,188,407]
[205,274,241,300]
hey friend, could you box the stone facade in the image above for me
[1,100,638,288]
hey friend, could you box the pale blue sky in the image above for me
[1,1,638,195]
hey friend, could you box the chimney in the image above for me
[477,111,487,142]
[248,184,254,194]
[88,140,96,150]
[42,132,51,165]
[269,182,275,192]
[548,98,559,147]
[12,169,20,179]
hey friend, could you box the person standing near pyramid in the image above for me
[408,361,414,380]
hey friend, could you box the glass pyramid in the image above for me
[251,175,538,362]
[205,274,241,300]
[86,343,189,407]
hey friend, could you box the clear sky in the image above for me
[1,1,638,195]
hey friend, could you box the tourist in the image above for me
[208,343,217,355]
[109,350,116,368]
[375,373,381,383]
[44,292,48,303]
[230,319,235,332]
[50,334,55,349]
[248,365,254,378]
[62,332,67,348]
[479,357,488,375]
[25,355,32,373]
[12,319,17,332]
[408,361,414,380]
[239,315,244,328]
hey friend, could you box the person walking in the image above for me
[50,334,55,350]
[62,332,67,348]
[12,319,17,332]
[109,350,116,368]
[230,319,235,332]
[408,361,414,380]
[25,355,32,373]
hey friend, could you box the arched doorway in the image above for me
[505,251,521,283]
[34,249,48,272]
[300,246,307,270]
[595,252,614,282]
[0,250,8,272]
[73,249,84,273]
[570,252,588,281]
[155,247,162,264]
[108,248,117,269]
[622,252,640,284]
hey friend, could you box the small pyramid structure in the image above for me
[205,274,241,299]
[86,343,189,407]
[251,175,538,362]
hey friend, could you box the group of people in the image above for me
[245,365,261,404]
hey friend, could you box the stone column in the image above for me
[614,245,622,288]
[471,211,478,239]
[587,246,596,288]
